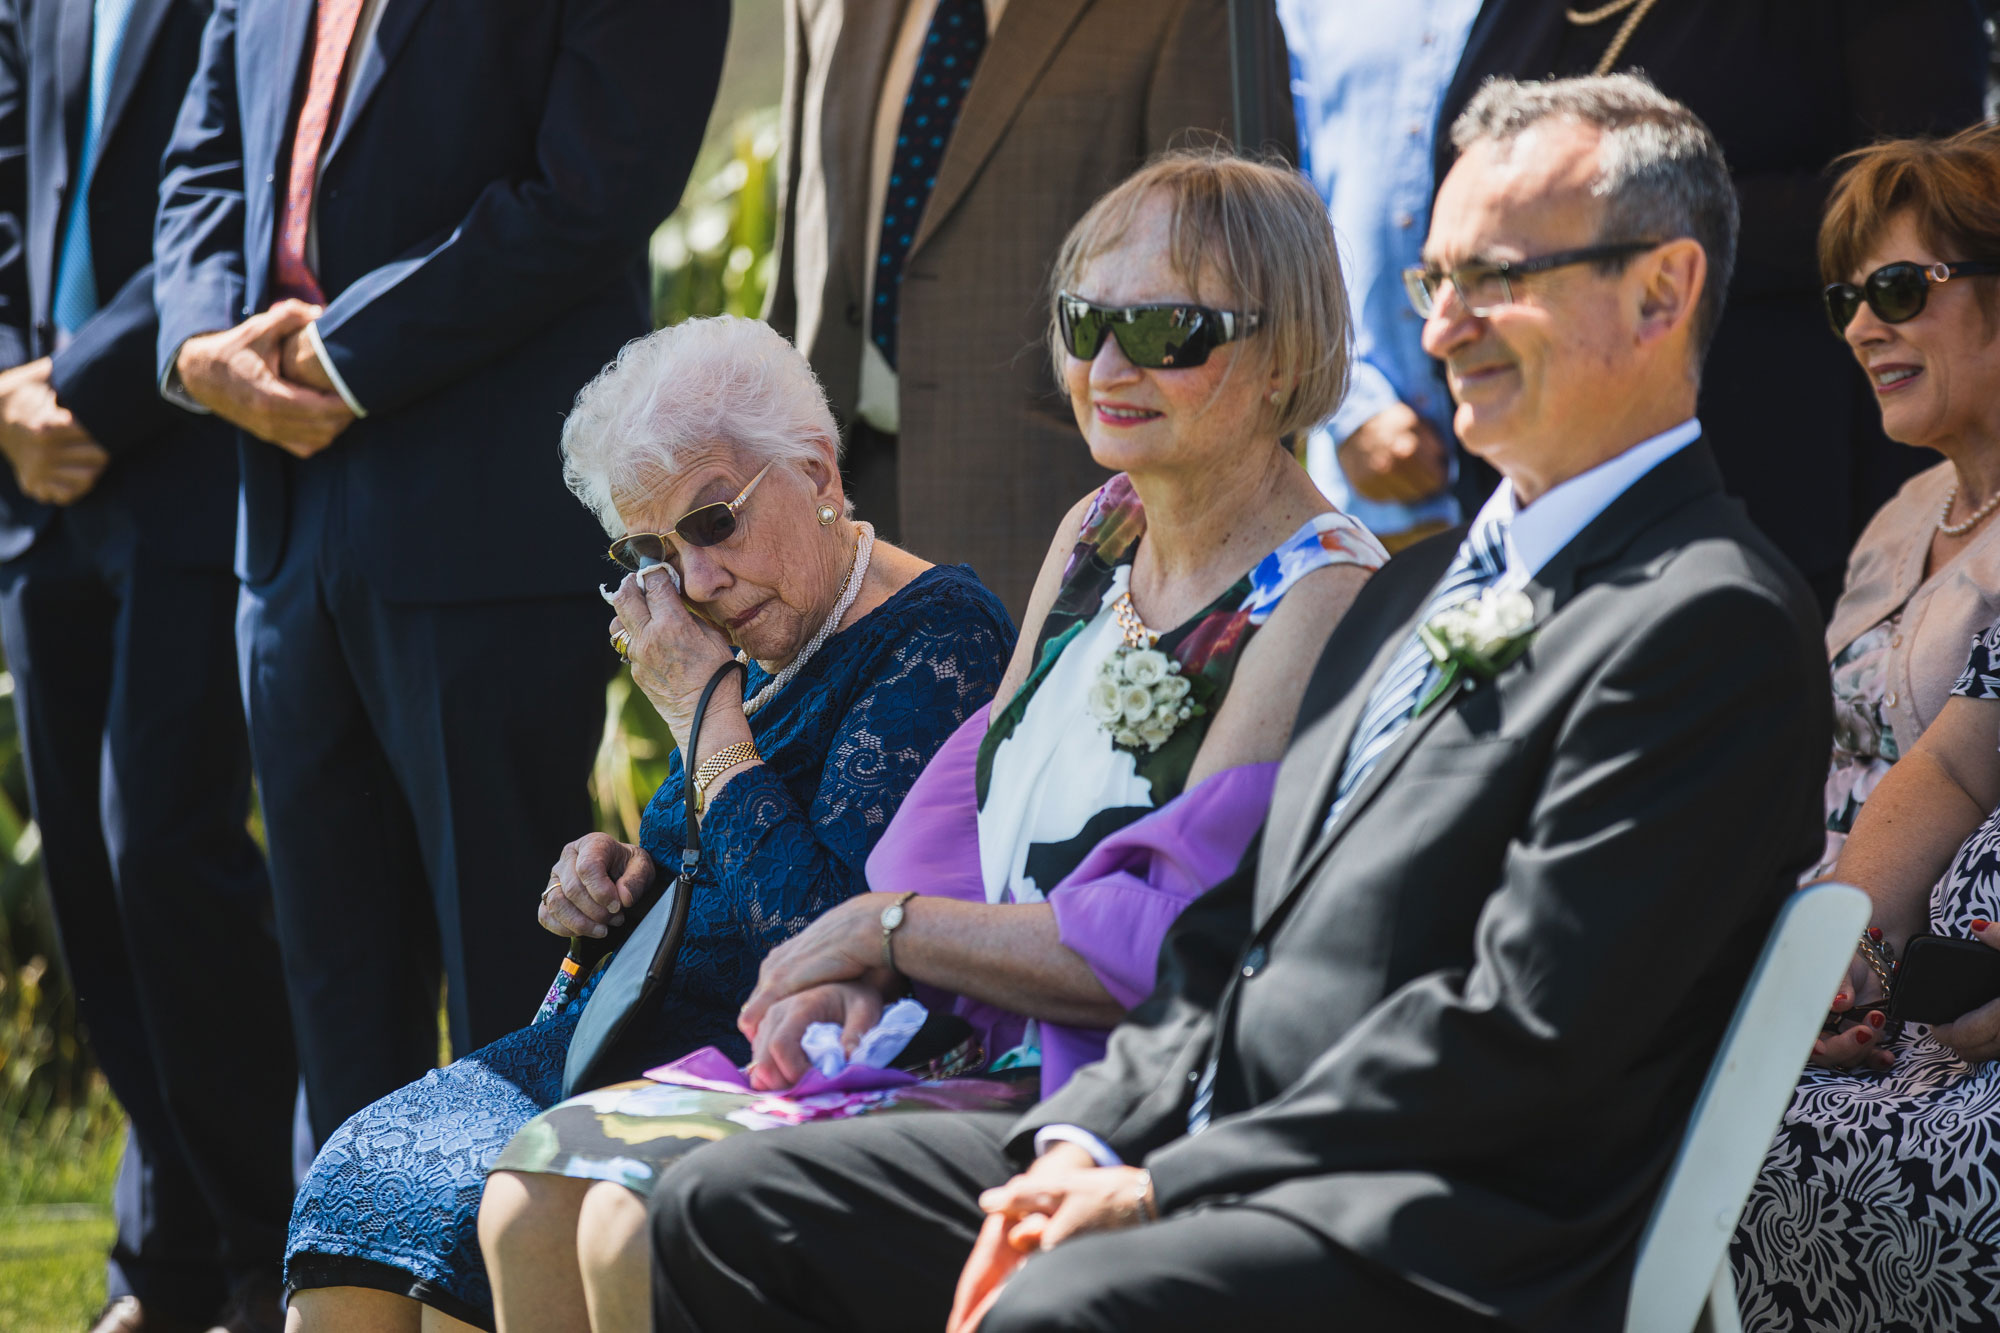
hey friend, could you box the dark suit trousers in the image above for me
[0,517,295,1321]
[237,464,610,1144]
[649,1112,1509,1333]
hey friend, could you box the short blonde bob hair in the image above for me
[561,315,841,538]
[1046,148,1351,439]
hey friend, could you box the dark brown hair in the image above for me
[1821,122,2000,320]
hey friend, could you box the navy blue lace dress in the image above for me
[284,564,1013,1327]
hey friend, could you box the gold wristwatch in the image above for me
[692,740,760,814]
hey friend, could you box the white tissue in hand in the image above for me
[798,998,930,1078]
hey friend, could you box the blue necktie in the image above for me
[1323,512,1513,830]
[52,0,139,335]
[1184,513,1512,1134]
[871,0,986,370]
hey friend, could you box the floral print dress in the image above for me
[1808,616,1903,882]
[1734,619,2000,1331]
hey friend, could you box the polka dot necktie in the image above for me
[872,0,987,370]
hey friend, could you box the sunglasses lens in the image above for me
[1868,265,1929,323]
[675,504,738,548]
[610,533,670,572]
[1119,308,1213,369]
[1824,284,1863,332]
[1060,301,1108,360]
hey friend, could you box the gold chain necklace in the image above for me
[1112,590,1158,649]
[1564,0,1663,76]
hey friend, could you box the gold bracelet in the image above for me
[693,741,760,814]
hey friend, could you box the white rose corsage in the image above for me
[1414,586,1536,716]
[1087,645,1204,753]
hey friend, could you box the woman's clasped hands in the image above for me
[736,893,906,1089]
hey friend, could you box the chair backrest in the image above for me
[1623,882,1871,1333]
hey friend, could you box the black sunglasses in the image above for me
[1823,260,2000,333]
[1056,293,1261,369]
[606,461,773,573]
[1402,240,1663,319]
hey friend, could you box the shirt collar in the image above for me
[1473,417,1702,585]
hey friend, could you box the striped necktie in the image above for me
[272,0,366,304]
[51,0,140,335]
[1184,512,1511,1135]
[870,0,986,370]
[1323,512,1513,830]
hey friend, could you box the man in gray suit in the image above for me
[643,74,1830,1332]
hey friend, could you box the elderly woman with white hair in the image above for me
[279,315,1015,1333]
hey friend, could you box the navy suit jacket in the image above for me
[0,0,237,566]
[153,0,728,600]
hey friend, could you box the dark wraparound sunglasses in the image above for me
[606,460,774,572]
[1823,260,2000,333]
[1056,293,1261,369]
[1402,239,1663,318]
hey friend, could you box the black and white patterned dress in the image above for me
[1732,620,2000,1331]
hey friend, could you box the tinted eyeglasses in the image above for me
[606,461,774,573]
[1822,260,2000,333]
[1056,293,1261,369]
[1402,240,1663,319]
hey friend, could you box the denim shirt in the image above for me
[1279,0,1479,539]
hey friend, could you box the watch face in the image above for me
[881,904,906,930]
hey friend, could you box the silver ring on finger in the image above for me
[610,627,632,659]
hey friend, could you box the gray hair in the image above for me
[560,315,841,537]
[1450,73,1739,361]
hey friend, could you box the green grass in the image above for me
[0,1082,123,1332]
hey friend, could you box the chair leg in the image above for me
[1693,1257,1744,1333]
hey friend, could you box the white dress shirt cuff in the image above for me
[159,340,213,414]
[306,323,368,418]
[1032,1125,1123,1167]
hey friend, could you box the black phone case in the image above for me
[1888,934,2000,1025]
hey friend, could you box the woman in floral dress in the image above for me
[478,150,1388,1333]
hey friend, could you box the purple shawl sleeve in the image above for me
[864,708,1277,1095]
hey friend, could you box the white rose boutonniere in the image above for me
[1414,586,1536,716]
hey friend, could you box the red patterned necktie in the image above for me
[271,0,365,304]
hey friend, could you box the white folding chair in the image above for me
[1623,881,1871,1333]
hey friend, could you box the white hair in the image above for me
[560,315,842,537]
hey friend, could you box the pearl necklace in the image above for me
[1938,485,2000,538]
[737,522,875,717]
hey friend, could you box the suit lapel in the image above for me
[55,0,91,178]
[244,0,316,199]
[1259,531,1462,901]
[824,0,905,316]
[1264,438,1728,919]
[96,0,174,155]
[325,0,439,166]
[909,0,1089,257]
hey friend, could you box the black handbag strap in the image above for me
[681,657,748,863]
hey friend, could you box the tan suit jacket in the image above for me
[766,0,1295,614]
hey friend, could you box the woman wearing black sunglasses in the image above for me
[281,315,1018,1333]
[1738,123,2000,1330]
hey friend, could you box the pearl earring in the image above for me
[1269,390,1282,405]
[817,504,838,526]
